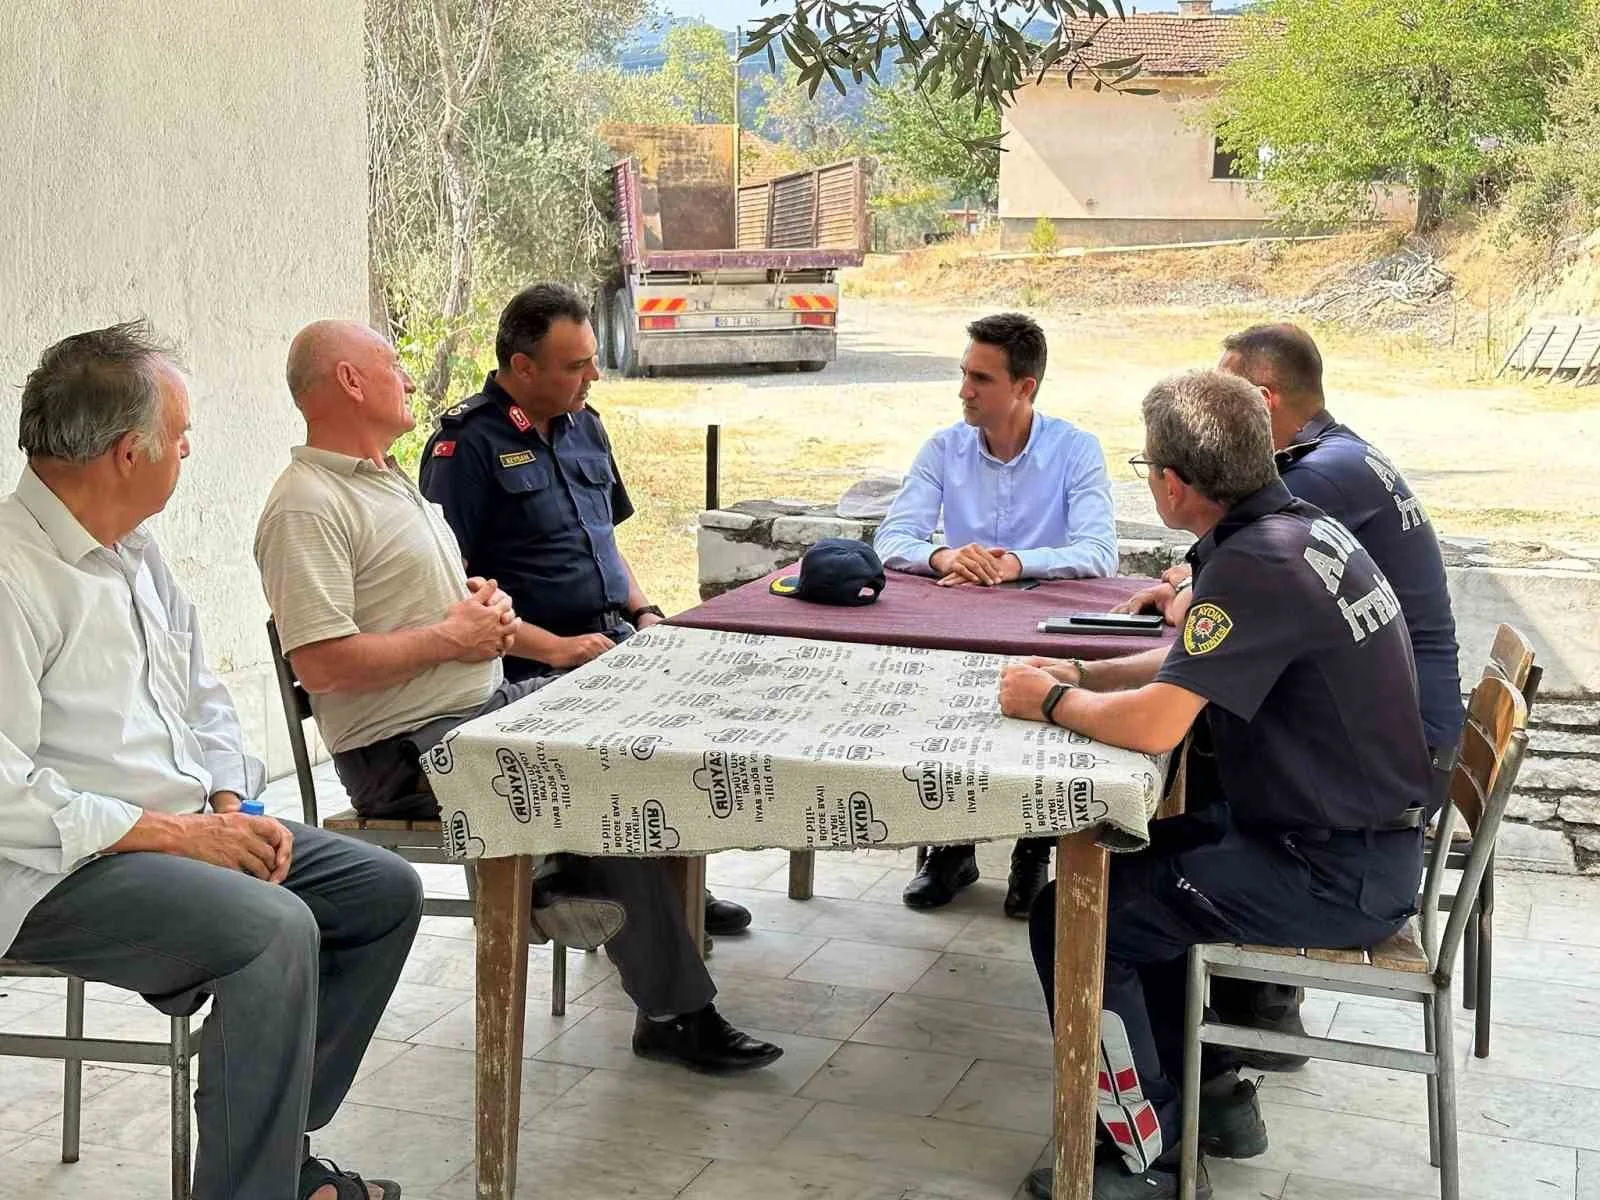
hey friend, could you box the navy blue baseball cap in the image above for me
[770,538,886,605]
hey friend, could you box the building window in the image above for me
[1211,138,1248,180]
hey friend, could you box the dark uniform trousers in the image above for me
[333,675,715,1020]
[1028,804,1421,1172]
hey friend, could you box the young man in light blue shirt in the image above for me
[874,312,1118,916]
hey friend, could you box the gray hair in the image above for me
[19,320,176,464]
[1142,369,1277,507]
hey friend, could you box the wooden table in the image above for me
[471,833,1108,1200]
[423,627,1157,1200]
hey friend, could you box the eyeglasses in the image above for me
[1128,454,1159,480]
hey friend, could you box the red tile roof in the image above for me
[1056,14,1259,77]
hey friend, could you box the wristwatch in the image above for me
[628,604,665,624]
[1041,681,1076,725]
[1173,576,1193,595]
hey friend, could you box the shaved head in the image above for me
[286,319,383,406]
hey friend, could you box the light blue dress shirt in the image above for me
[873,411,1119,579]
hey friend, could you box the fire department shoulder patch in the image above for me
[1183,602,1233,655]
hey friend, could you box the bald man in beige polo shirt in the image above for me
[254,320,782,1074]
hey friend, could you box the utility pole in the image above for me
[731,24,742,242]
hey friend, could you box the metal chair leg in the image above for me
[1462,909,1480,1011]
[551,943,567,1018]
[1422,993,1440,1167]
[1179,949,1206,1200]
[62,975,85,1164]
[171,1016,192,1200]
[1475,855,1495,1058]
[1435,981,1460,1200]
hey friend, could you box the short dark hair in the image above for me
[495,283,590,369]
[20,320,176,463]
[1221,323,1324,408]
[966,312,1047,388]
[1143,369,1277,508]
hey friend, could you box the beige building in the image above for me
[2,0,369,775]
[999,0,1413,246]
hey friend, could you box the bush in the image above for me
[1028,216,1059,256]
[1507,12,1600,243]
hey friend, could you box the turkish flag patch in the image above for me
[432,440,456,457]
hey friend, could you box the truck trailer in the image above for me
[596,124,868,376]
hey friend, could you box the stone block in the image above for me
[1516,756,1600,793]
[698,509,758,533]
[1506,792,1560,823]
[1539,702,1600,728]
[1493,821,1578,873]
[1558,794,1600,826]
[770,515,865,546]
[697,527,791,597]
[1448,563,1600,697]
[1529,728,1600,755]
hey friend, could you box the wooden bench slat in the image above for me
[324,807,443,833]
[1304,946,1369,965]
[1369,923,1429,973]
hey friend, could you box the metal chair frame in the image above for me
[265,620,573,1015]
[1178,667,1532,1200]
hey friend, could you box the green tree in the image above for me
[596,65,692,124]
[755,62,862,164]
[1507,8,1600,241]
[742,0,1149,133]
[1210,0,1586,235]
[866,77,1000,206]
[660,23,736,123]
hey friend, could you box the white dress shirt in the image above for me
[873,411,1119,579]
[0,468,264,955]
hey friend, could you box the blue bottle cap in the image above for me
[239,798,266,817]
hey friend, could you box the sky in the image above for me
[664,0,1181,29]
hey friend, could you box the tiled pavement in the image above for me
[3,762,1599,1199]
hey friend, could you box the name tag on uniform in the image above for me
[499,450,535,468]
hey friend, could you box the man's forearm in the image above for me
[1051,683,1200,755]
[293,626,454,695]
[1079,647,1169,692]
[108,809,188,855]
[509,621,568,665]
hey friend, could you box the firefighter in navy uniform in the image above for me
[419,282,752,941]
[1000,369,1433,1200]
[1118,323,1464,1069]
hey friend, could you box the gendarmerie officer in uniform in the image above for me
[1119,323,1463,1068]
[999,369,1433,1200]
[419,282,752,943]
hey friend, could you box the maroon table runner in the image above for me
[670,566,1177,660]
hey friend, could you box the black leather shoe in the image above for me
[705,892,752,936]
[1198,1071,1267,1158]
[1217,983,1310,1071]
[632,1005,784,1073]
[1004,839,1051,918]
[902,846,979,910]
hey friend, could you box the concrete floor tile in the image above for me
[406,993,592,1056]
[677,1158,1016,1200]
[1527,902,1600,949]
[0,1059,135,1136]
[1205,1159,1289,1199]
[700,931,829,979]
[705,848,793,888]
[533,1068,815,1161]
[344,1043,588,1120]
[312,1102,475,1191]
[950,913,1036,963]
[0,1133,171,1198]
[373,981,475,1042]
[1492,935,1600,991]
[432,1127,709,1200]
[1279,1173,1429,1199]
[799,1042,974,1115]
[793,894,972,951]
[766,1100,1046,1189]
[850,993,1054,1067]
[1461,973,1600,1033]
[790,938,941,992]
[41,1070,194,1154]
[908,951,1048,1012]
[756,856,890,900]
[1579,1150,1600,1200]
[932,1059,1054,1135]
[1459,1022,1600,1089]
[699,885,824,934]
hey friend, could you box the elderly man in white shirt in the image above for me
[0,322,419,1200]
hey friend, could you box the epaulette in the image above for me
[438,393,496,428]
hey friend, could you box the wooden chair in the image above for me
[265,621,574,1015]
[1177,670,1531,1200]
[1446,623,1540,1058]
[0,964,197,1199]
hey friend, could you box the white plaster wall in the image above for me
[1,0,368,775]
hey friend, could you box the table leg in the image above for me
[787,850,815,900]
[1053,829,1110,1200]
[475,854,532,1200]
[664,856,709,959]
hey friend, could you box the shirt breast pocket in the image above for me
[570,455,616,528]
[494,460,560,533]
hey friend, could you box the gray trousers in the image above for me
[334,678,714,1019]
[8,822,422,1200]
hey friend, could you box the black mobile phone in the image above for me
[995,579,1040,590]
[1037,612,1166,635]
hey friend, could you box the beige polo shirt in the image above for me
[254,446,500,754]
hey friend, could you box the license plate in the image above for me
[713,315,764,329]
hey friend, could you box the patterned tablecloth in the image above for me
[421,625,1161,861]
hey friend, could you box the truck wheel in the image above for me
[796,360,827,373]
[610,290,640,378]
